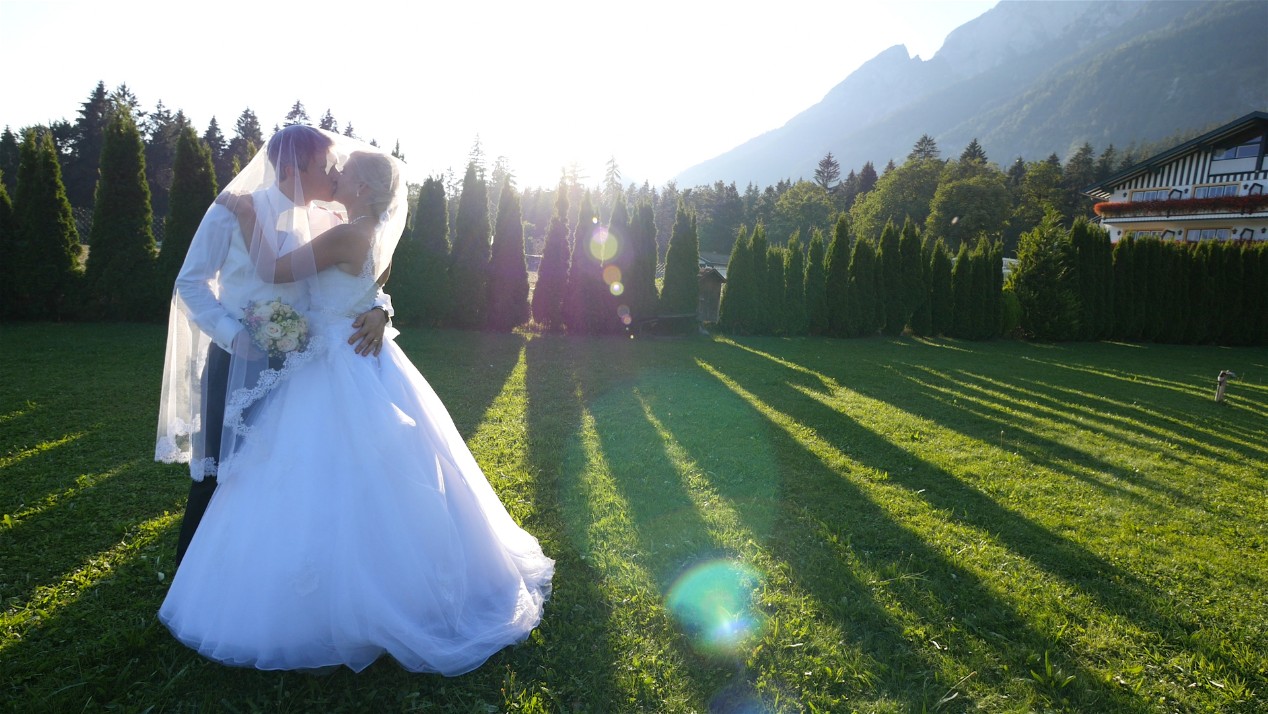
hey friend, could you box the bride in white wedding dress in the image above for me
[158,141,553,675]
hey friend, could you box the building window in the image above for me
[1130,188,1171,202]
[1126,230,1168,239]
[1185,228,1231,241]
[1212,134,1263,161]
[1193,184,1239,199]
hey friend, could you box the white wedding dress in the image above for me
[159,265,553,675]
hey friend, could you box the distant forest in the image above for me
[2,80,1200,263]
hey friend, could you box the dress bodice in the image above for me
[307,267,377,328]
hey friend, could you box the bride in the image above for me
[158,136,553,675]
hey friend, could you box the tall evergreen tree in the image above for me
[823,214,852,336]
[783,232,808,335]
[1111,235,1139,340]
[804,229,828,335]
[747,224,771,332]
[764,243,786,335]
[1007,210,1079,341]
[658,200,700,324]
[950,242,973,338]
[226,108,263,174]
[929,239,954,336]
[960,138,988,164]
[814,152,841,190]
[284,101,311,126]
[393,176,449,326]
[877,220,904,335]
[0,176,15,318]
[898,218,925,333]
[910,235,935,336]
[158,125,216,299]
[202,117,232,192]
[857,161,878,196]
[448,162,490,328]
[86,109,158,321]
[845,237,881,337]
[12,130,82,319]
[485,178,529,331]
[64,81,113,209]
[908,134,940,162]
[717,225,755,333]
[564,192,610,334]
[0,127,20,193]
[531,182,570,330]
[626,200,659,324]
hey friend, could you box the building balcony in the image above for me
[1094,193,1268,219]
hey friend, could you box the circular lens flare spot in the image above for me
[617,304,632,325]
[588,228,619,262]
[603,265,623,286]
[666,560,765,657]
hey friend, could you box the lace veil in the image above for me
[155,127,407,479]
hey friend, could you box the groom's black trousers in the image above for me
[175,343,231,567]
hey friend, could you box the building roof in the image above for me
[1082,111,1268,200]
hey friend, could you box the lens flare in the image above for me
[589,228,619,262]
[666,559,765,657]
[617,305,632,325]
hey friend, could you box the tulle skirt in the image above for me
[158,330,553,674]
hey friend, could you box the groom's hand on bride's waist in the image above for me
[349,307,388,357]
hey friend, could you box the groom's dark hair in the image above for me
[266,125,334,174]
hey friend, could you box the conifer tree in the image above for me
[0,127,19,193]
[13,130,82,319]
[564,192,609,334]
[877,220,904,335]
[1007,211,1079,341]
[950,242,973,338]
[909,236,934,337]
[929,239,954,336]
[898,218,925,332]
[0,176,15,318]
[65,81,113,209]
[823,214,852,336]
[783,232,808,335]
[748,224,770,333]
[804,229,828,335]
[448,162,490,328]
[658,200,700,325]
[393,176,449,326]
[1111,235,1138,340]
[626,200,659,325]
[765,243,786,335]
[717,225,754,333]
[87,108,159,321]
[968,239,997,339]
[845,237,880,337]
[158,125,217,299]
[485,178,529,331]
[531,182,570,330]
[604,195,631,331]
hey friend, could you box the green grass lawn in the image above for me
[2,323,1265,713]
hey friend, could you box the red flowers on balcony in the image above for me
[1094,194,1268,218]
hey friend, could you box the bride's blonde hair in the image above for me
[346,151,397,220]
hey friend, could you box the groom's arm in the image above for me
[174,206,248,351]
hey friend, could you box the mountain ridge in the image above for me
[675,0,1267,187]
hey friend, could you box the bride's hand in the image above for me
[349,307,387,357]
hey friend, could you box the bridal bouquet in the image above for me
[243,298,309,358]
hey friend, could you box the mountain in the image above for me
[674,0,1268,188]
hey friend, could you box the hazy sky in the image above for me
[3,0,999,188]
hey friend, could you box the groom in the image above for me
[169,125,393,566]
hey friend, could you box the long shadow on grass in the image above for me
[724,339,1258,692]
[693,348,1144,711]
[518,335,630,711]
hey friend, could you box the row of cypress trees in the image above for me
[377,163,704,336]
[1010,212,1268,344]
[0,111,215,323]
[718,215,1003,340]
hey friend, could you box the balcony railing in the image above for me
[1094,193,1268,218]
